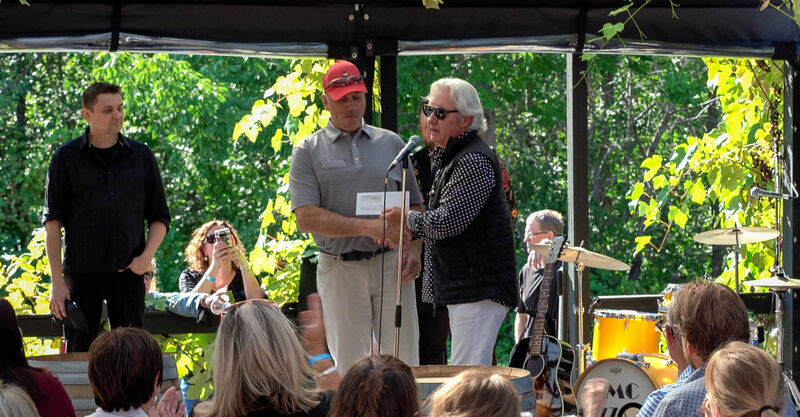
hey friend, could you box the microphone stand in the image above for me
[393,157,409,357]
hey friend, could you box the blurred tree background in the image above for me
[0,52,781,365]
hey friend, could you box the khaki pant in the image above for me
[316,250,419,374]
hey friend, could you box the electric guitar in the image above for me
[509,235,575,417]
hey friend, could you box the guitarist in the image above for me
[514,210,563,343]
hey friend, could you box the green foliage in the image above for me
[629,58,783,289]
[0,228,59,357]
[231,59,330,304]
[156,333,216,401]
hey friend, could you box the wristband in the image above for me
[316,366,337,379]
[308,353,332,366]
[203,272,216,283]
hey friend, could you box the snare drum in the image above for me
[592,309,662,360]
[575,354,678,417]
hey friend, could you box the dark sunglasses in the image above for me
[325,74,363,90]
[222,298,280,317]
[422,104,459,120]
[205,234,225,244]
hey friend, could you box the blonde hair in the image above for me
[0,381,40,417]
[705,341,785,417]
[184,220,246,273]
[427,368,521,417]
[196,300,318,417]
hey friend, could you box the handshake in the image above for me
[374,206,414,249]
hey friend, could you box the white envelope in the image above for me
[355,191,410,216]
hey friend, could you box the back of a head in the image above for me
[200,300,317,417]
[0,298,32,381]
[88,327,163,412]
[706,341,785,417]
[0,381,39,417]
[427,368,521,417]
[329,355,419,417]
[671,280,749,361]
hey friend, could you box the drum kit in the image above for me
[528,222,800,417]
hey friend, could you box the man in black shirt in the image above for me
[43,82,170,352]
[514,210,562,342]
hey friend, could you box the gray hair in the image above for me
[526,210,563,235]
[428,78,487,134]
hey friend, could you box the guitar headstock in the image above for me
[545,235,567,265]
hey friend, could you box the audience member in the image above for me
[0,380,40,417]
[194,297,334,417]
[651,280,751,417]
[179,220,266,414]
[703,341,786,417]
[636,287,692,417]
[0,298,75,417]
[180,220,265,307]
[86,327,183,417]
[426,368,520,417]
[328,355,419,417]
[143,261,212,319]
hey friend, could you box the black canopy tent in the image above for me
[3,0,800,378]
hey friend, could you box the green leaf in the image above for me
[609,3,633,16]
[629,182,644,200]
[690,180,706,204]
[668,206,688,228]
[652,175,668,190]
[634,235,652,254]
[600,22,625,41]
[271,129,284,153]
[642,155,662,181]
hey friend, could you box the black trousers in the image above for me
[64,269,145,352]
[416,276,450,365]
[417,306,450,365]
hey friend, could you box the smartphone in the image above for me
[213,227,231,246]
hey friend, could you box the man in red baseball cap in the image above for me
[289,60,424,374]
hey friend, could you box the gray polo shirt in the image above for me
[289,122,423,255]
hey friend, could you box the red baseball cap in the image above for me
[323,60,368,101]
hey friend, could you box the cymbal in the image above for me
[529,244,630,271]
[693,227,779,246]
[743,276,800,289]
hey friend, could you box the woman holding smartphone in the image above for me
[179,220,267,415]
[180,220,265,308]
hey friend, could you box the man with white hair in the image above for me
[385,78,517,365]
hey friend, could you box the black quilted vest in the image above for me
[429,131,518,307]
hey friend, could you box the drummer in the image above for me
[514,210,562,343]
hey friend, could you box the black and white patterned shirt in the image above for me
[408,133,512,308]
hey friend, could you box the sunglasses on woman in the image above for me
[325,74,363,90]
[422,104,459,120]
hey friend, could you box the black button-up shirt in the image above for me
[42,128,170,274]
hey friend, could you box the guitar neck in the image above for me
[529,262,555,357]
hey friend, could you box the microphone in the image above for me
[750,186,793,200]
[387,135,422,173]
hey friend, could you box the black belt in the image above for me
[322,247,389,262]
